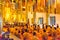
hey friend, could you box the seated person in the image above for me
[32,32,38,40]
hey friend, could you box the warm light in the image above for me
[13,14,16,21]
[6,13,10,19]
[5,7,11,21]
[23,7,25,8]
[18,14,21,22]
[57,0,60,3]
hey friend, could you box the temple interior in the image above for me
[0,0,60,40]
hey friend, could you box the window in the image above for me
[50,16,56,25]
[38,18,43,24]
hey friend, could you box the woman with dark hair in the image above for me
[48,33,53,40]
[42,33,48,40]
[23,29,30,40]
[33,32,38,40]
[57,24,59,28]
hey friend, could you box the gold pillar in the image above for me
[26,0,28,23]
[46,0,50,25]
[33,0,37,24]
[46,11,49,25]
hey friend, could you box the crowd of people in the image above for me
[0,34,13,40]
[2,24,60,40]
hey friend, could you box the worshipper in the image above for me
[52,27,57,40]
[56,36,60,40]
[47,33,53,40]
[23,29,30,40]
[28,25,33,33]
[3,23,60,40]
[55,27,60,40]
[46,26,52,36]
[36,25,40,32]
[42,24,44,29]
[2,36,5,40]
[36,30,42,40]
[20,31,24,40]
[56,24,59,28]
[42,32,48,40]
[21,26,25,35]
[5,35,10,40]
[0,34,2,40]
[33,25,36,30]
[32,32,38,40]
[17,30,20,38]
[9,38,14,40]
